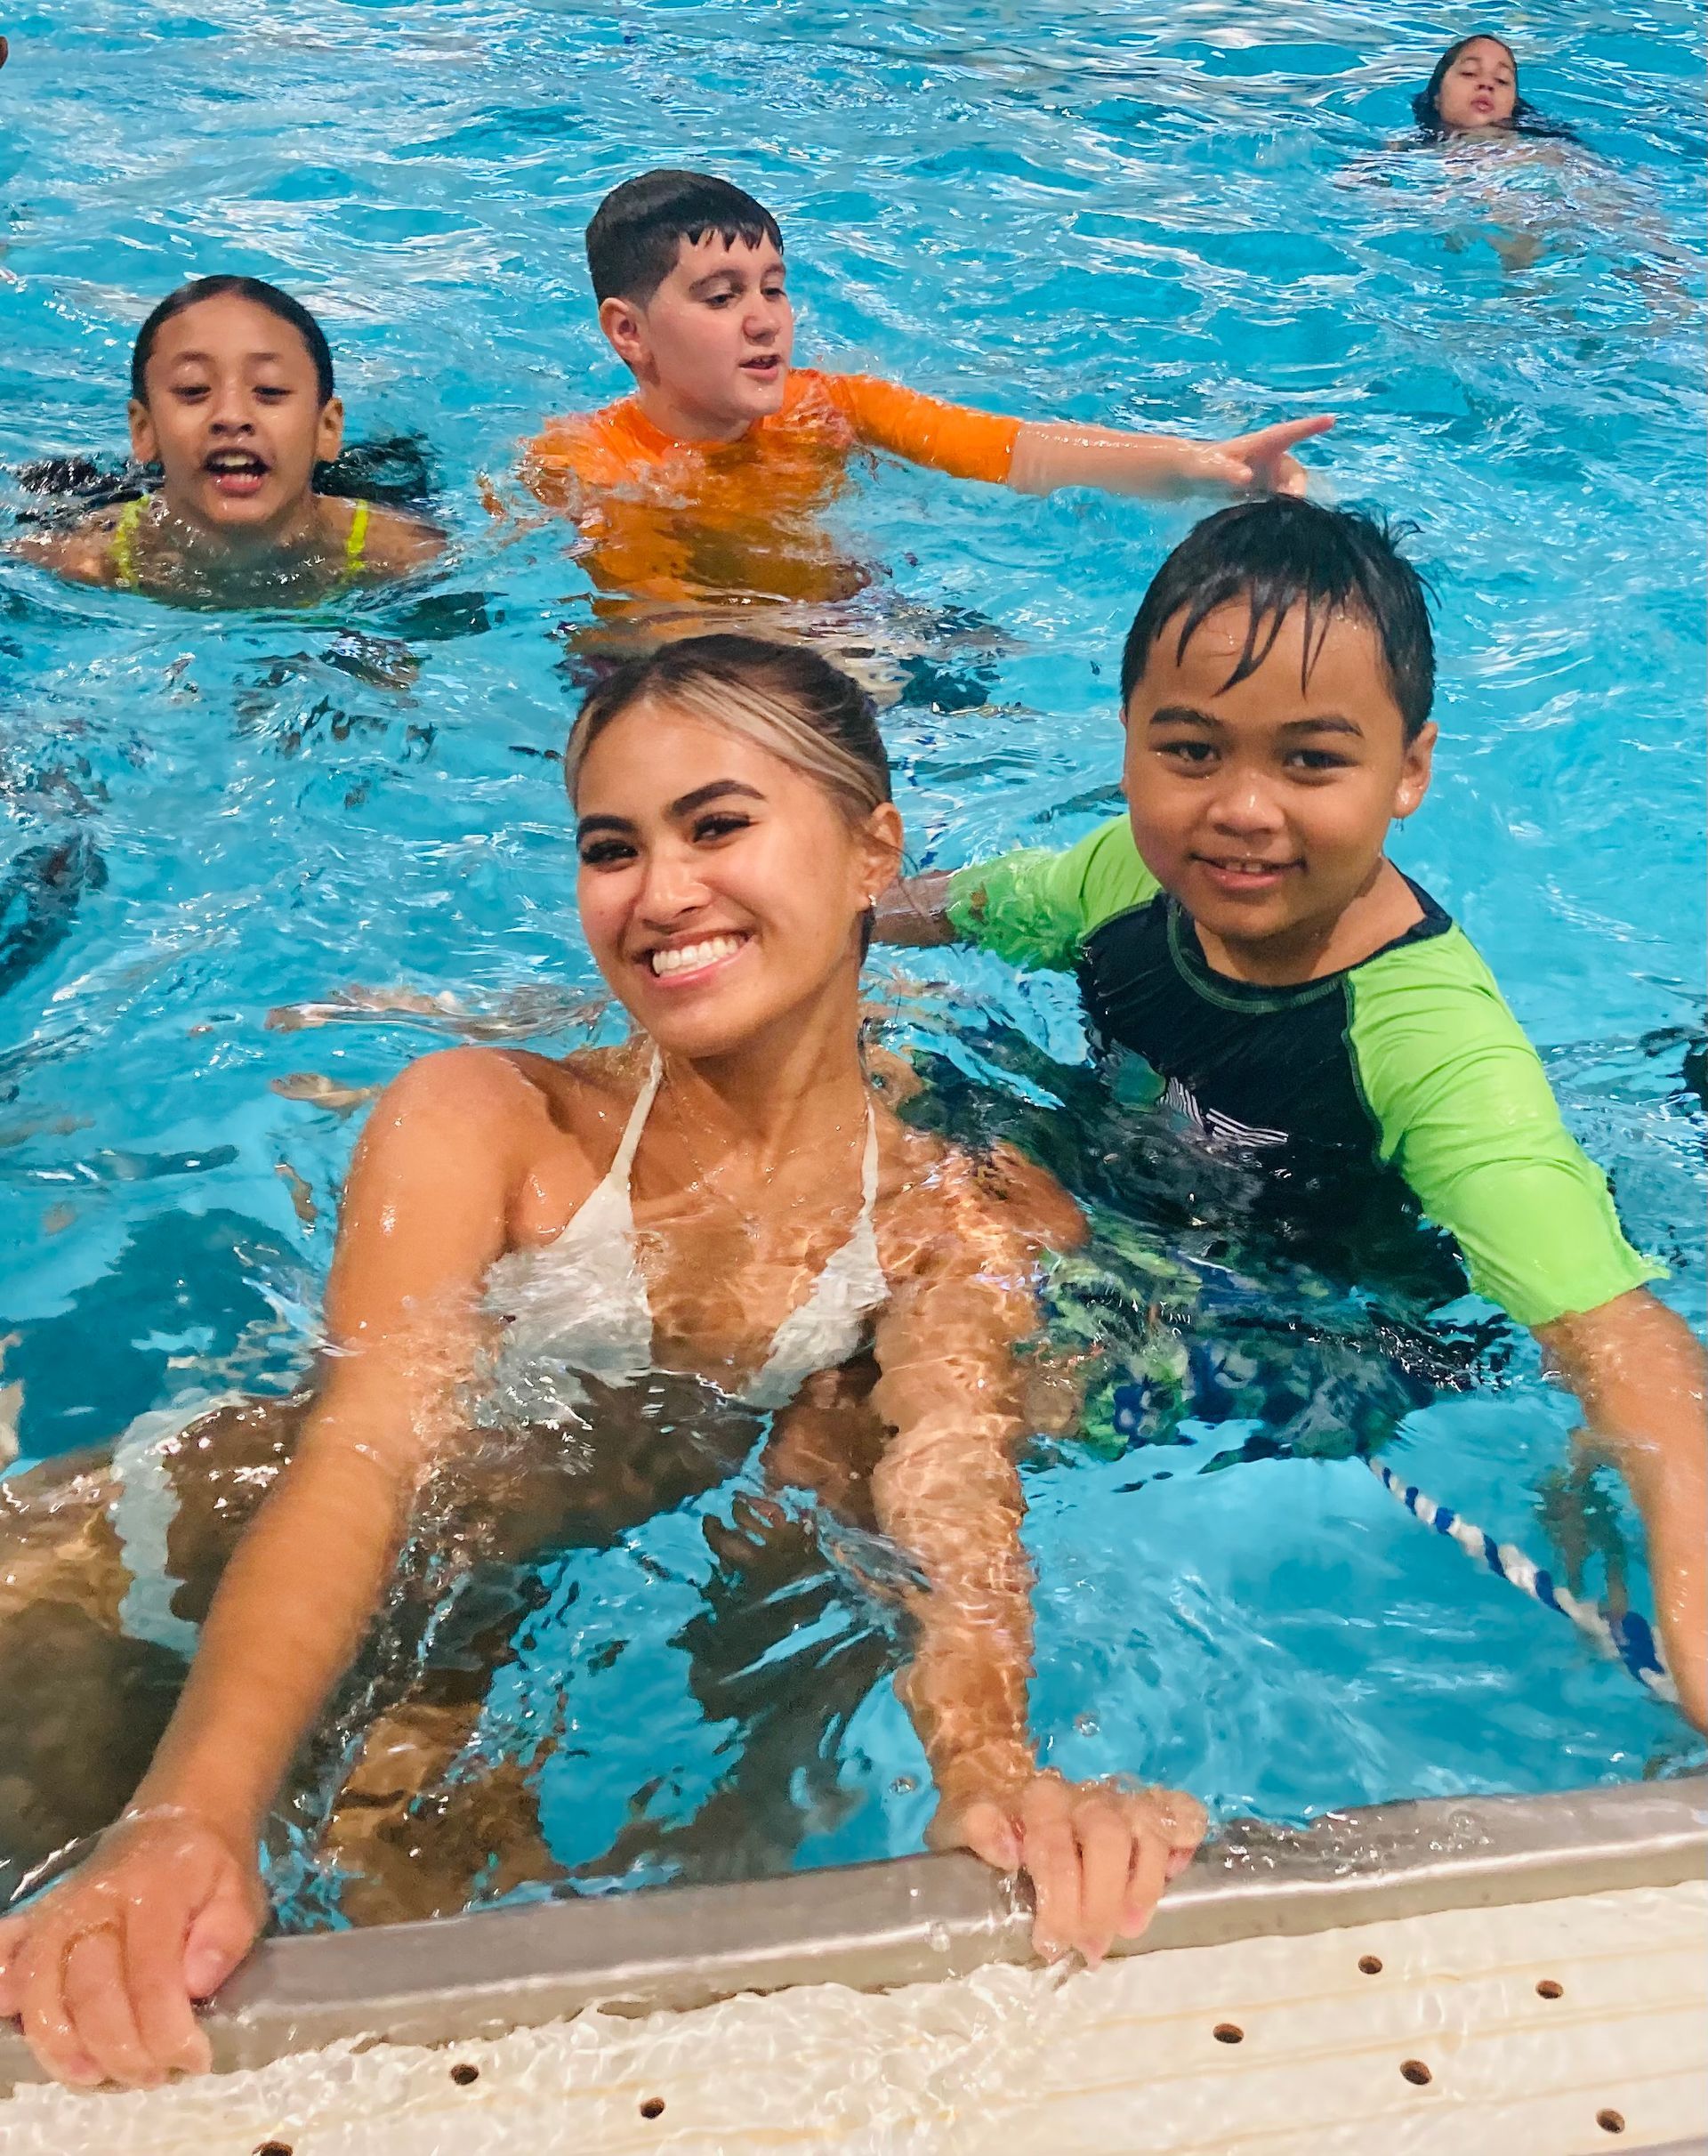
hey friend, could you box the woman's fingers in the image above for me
[58,1923,162,2088]
[1019,1778,1082,1959]
[126,1891,214,2076]
[1121,1812,1173,1941]
[0,1911,28,2017]
[1069,1794,1134,1964]
[19,1919,107,2088]
[948,1797,1022,1874]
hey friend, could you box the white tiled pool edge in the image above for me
[3,1772,1701,2093]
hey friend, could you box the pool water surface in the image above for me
[0,0,1704,1921]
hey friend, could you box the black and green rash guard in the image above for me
[947,816,1659,1330]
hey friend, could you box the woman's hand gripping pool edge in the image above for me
[934,1772,1206,1966]
[0,1805,264,2088]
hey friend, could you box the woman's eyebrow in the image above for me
[668,779,766,815]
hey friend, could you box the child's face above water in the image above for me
[128,295,343,534]
[1436,38,1519,131]
[599,233,794,439]
[1122,602,1435,965]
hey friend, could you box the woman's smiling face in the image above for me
[573,699,900,1059]
[127,293,344,536]
[1436,37,1519,131]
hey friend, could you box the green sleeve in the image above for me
[945,817,1160,973]
[1349,926,1663,1328]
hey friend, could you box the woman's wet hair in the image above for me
[1120,497,1437,742]
[586,169,783,307]
[1411,34,1576,141]
[566,634,891,825]
[130,276,337,406]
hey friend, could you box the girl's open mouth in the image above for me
[204,450,270,498]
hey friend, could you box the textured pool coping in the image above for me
[2,1772,1703,2088]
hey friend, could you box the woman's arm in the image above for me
[871,1151,1202,1963]
[1535,1288,1707,1732]
[0,1047,536,2087]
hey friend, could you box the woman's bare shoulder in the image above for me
[880,1118,1085,1271]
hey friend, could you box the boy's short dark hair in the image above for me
[1120,497,1436,740]
[586,169,784,306]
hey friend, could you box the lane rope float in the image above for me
[1366,1457,1677,1705]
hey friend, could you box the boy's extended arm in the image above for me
[1007,414,1334,501]
[1536,1290,1707,1732]
[829,375,1332,502]
[873,817,1156,965]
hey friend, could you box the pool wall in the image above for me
[3,1771,1700,2090]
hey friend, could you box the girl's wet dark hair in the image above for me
[567,634,890,821]
[1411,34,1577,142]
[130,276,337,406]
[1120,498,1436,743]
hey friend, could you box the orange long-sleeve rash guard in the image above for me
[523,369,1020,605]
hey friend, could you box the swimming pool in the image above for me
[1,0,1703,1926]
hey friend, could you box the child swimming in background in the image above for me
[1410,33,1577,144]
[17,278,443,605]
[520,170,1333,616]
[878,498,1707,1732]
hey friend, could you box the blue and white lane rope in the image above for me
[1366,1457,1678,1707]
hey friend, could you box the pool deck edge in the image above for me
[2,1772,1703,2087]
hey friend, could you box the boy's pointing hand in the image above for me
[1206,414,1337,497]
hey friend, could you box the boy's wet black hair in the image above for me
[586,169,783,306]
[130,276,336,405]
[1119,497,1436,742]
[1411,33,1577,142]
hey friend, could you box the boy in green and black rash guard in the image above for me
[880,497,1706,1729]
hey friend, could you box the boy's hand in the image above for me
[1204,415,1337,497]
[934,1770,1205,1966]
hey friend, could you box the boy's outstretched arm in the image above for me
[1007,415,1334,501]
[874,869,958,947]
[1535,1288,1707,1732]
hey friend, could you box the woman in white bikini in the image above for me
[0,634,1203,2089]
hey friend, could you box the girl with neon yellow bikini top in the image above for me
[18,277,442,605]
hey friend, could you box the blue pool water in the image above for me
[1,2,1704,1914]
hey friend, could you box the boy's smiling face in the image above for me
[598,231,794,443]
[1122,600,1436,982]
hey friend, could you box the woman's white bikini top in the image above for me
[477,1051,887,1426]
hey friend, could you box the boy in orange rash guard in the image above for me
[523,170,1335,610]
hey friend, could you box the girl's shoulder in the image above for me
[12,498,137,586]
[334,495,445,577]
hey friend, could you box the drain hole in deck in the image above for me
[1536,1979,1564,1999]
[254,2144,294,2156]
[1213,2023,1244,2045]
[1400,2060,1432,2087]
[1358,1955,1382,1975]
[640,2097,666,2120]
[1597,2112,1625,2136]
[450,2063,479,2086]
